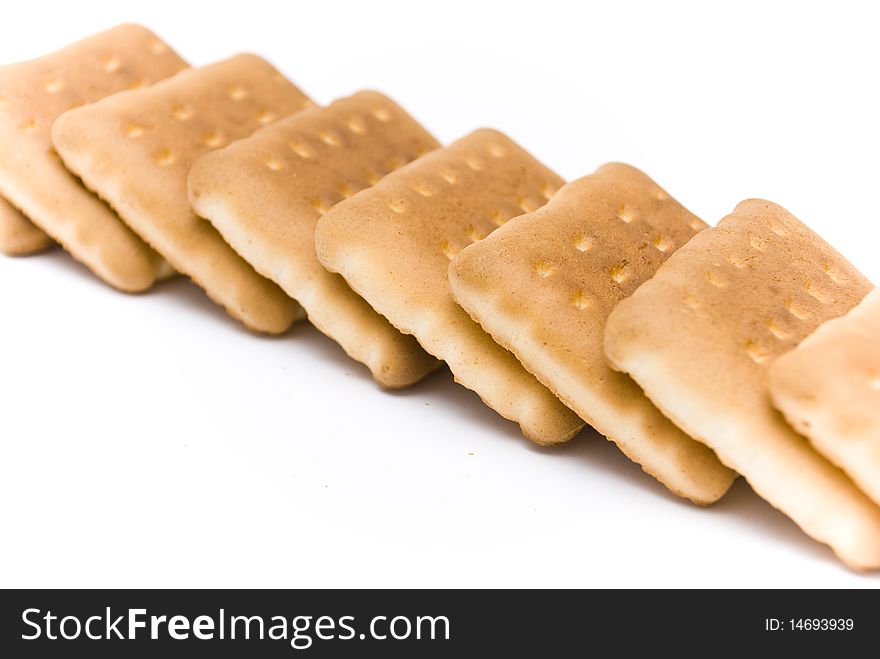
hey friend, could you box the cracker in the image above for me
[0,196,52,255]
[53,55,314,333]
[449,163,735,504]
[315,129,583,444]
[604,199,880,569]
[188,91,440,386]
[0,24,187,289]
[769,287,880,508]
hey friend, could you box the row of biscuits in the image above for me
[1,25,878,570]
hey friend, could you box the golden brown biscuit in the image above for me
[316,129,584,444]
[769,287,880,507]
[449,163,735,504]
[189,91,440,386]
[605,199,880,569]
[53,55,313,333]
[0,196,52,255]
[0,24,187,288]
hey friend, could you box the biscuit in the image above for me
[316,129,584,444]
[769,287,880,507]
[604,199,880,569]
[53,55,314,333]
[0,24,187,289]
[0,196,52,255]
[188,91,440,386]
[449,163,735,504]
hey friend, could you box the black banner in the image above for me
[0,589,876,656]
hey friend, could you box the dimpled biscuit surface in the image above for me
[450,163,735,504]
[53,55,314,333]
[605,199,880,570]
[189,91,440,386]
[0,24,187,288]
[316,129,584,444]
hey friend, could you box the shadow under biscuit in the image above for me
[532,424,878,569]
[522,426,709,506]
[156,275,296,339]
[33,247,102,283]
[712,478,854,568]
[388,366,528,443]
[286,319,387,380]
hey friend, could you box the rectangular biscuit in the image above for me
[449,163,735,504]
[604,199,880,569]
[0,24,187,288]
[188,91,440,387]
[315,129,584,444]
[52,55,314,333]
[769,287,880,507]
[0,196,52,255]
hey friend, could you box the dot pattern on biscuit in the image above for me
[0,24,187,288]
[315,129,584,445]
[604,199,880,570]
[52,55,315,333]
[188,91,441,387]
[449,163,735,504]
[770,287,880,508]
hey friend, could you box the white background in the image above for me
[2,0,879,588]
